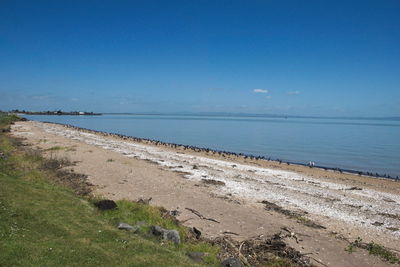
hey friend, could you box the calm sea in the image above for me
[24,114,400,178]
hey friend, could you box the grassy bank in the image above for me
[0,113,219,266]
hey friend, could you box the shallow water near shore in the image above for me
[24,114,400,177]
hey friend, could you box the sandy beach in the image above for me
[12,120,400,267]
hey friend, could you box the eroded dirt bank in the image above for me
[12,121,400,267]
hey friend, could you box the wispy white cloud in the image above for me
[253,89,269,93]
[30,94,52,100]
[287,90,301,95]
[265,95,272,99]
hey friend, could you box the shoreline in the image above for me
[35,120,400,181]
[16,120,400,227]
[11,120,400,266]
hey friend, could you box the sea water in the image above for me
[23,114,400,177]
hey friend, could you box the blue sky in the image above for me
[1,0,400,116]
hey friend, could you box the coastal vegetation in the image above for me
[345,237,399,264]
[0,113,218,266]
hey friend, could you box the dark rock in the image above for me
[94,199,117,210]
[150,225,181,244]
[192,227,202,239]
[221,258,243,267]
[187,252,205,263]
[165,229,180,245]
[151,225,164,236]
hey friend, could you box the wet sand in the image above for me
[12,121,400,267]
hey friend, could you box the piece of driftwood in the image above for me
[223,231,239,236]
[185,208,220,223]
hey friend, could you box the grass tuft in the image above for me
[366,242,400,264]
[345,237,400,264]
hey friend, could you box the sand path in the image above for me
[12,121,400,267]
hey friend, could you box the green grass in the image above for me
[366,243,399,264]
[0,113,20,126]
[0,113,219,267]
[345,237,399,264]
[99,200,219,265]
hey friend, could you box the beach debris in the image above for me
[383,197,395,203]
[261,200,326,229]
[185,207,220,223]
[345,203,362,209]
[169,209,181,216]
[94,199,117,210]
[213,234,311,267]
[281,227,300,243]
[137,197,152,205]
[187,252,205,263]
[378,212,400,220]
[191,227,202,239]
[221,258,243,267]
[40,156,93,196]
[150,225,181,245]
[261,200,302,218]
[302,220,326,229]
[223,231,239,236]
[345,186,362,191]
[201,178,226,186]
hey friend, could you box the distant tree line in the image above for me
[9,110,101,115]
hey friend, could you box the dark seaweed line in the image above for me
[36,120,400,181]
